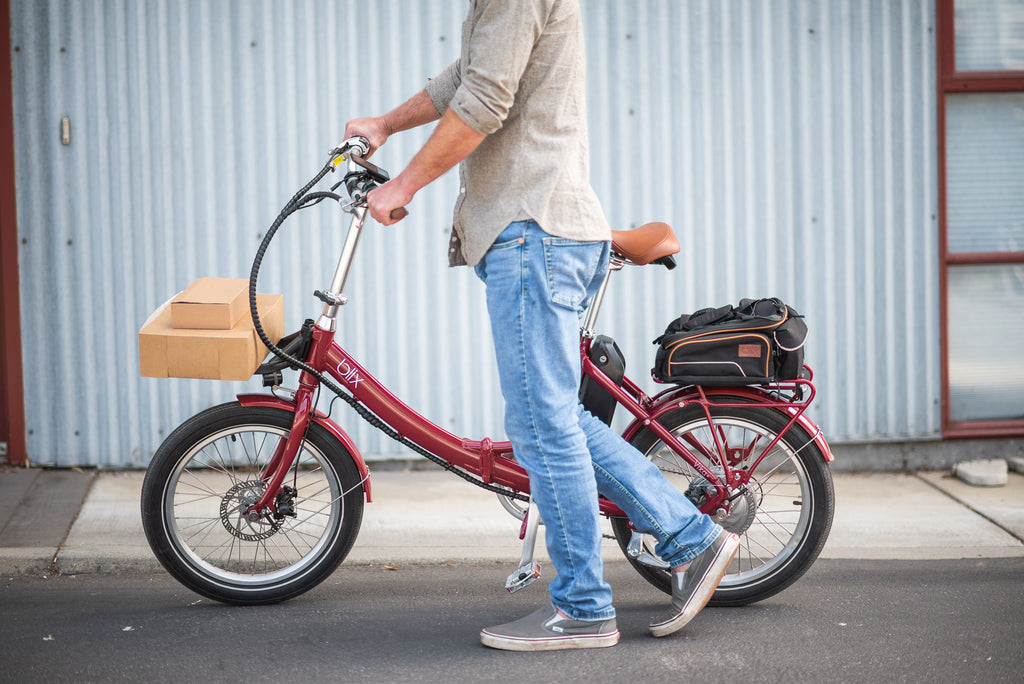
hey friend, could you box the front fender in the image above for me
[624,385,833,463]
[237,393,373,501]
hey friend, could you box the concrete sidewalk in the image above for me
[1,467,1022,577]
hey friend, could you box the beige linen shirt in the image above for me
[425,0,611,267]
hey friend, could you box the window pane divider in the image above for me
[947,252,1024,266]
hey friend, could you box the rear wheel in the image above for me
[141,402,365,605]
[612,403,833,606]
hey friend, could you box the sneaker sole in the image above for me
[649,533,740,638]
[480,630,620,652]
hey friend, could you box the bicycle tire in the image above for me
[141,401,365,605]
[611,401,834,606]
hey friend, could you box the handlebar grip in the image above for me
[390,208,409,221]
[347,136,371,158]
[330,136,371,162]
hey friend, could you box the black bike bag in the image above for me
[652,298,808,386]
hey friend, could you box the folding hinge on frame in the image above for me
[479,438,495,483]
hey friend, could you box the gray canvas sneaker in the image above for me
[480,603,620,651]
[650,530,740,637]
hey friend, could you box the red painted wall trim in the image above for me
[0,0,27,465]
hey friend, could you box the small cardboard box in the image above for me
[139,294,285,380]
[170,277,249,330]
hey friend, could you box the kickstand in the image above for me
[504,501,542,593]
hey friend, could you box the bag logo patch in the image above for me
[738,344,762,358]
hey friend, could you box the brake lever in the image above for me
[339,195,367,215]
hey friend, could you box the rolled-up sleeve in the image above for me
[426,59,462,116]
[448,0,551,136]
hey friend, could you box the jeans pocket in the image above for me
[542,238,606,312]
[476,224,528,283]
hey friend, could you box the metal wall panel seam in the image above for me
[920,0,941,437]
[855,4,875,437]
[837,0,857,440]
[746,0,764,295]
[721,0,737,293]
[818,0,838,441]
[105,1,132,467]
[881,0,899,437]
[758,2,779,302]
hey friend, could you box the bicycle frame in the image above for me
[243,183,832,522]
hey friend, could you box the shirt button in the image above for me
[459,187,466,194]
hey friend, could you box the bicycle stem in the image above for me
[316,204,369,331]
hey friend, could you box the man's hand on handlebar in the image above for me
[343,118,409,223]
[366,180,411,225]
[344,102,482,225]
[343,117,389,158]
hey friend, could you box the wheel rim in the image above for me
[162,424,345,588]
[642,415,814,591]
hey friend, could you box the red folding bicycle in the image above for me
[141,137,835,606]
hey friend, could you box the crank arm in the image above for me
[505,501,542,593]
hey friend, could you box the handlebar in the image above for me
[329,136,407,220]
[330,135,371,163]
[328,136,394,206]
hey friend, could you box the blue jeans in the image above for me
[474,221,721,621]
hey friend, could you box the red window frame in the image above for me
[1,0,27,465]
[936,0,1024,437]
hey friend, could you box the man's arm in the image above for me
[344,89,441,156]
[364,107,485,225]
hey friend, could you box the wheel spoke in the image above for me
[612,404,833,607]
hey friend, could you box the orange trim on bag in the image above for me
[670,306,789,343]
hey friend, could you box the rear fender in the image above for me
[237,393,372,501]
[624,385,833,463]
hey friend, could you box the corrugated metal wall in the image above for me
[10,0,940,467]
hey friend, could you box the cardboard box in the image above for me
[139,294,285,380]
[170,277,250,330]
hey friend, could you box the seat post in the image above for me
[580,255,624,337]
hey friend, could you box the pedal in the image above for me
[627,529,670,569]
[505,562,541,594]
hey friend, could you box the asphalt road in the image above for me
[2,558,1022,683]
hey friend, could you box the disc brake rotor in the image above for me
[220,480,283,541]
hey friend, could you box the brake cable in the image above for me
[247,158,530,503]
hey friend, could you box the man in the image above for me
[344,0,738,651]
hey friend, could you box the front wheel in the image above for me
[141,401,365,605]
[611,402,834,606]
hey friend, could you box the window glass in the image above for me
[947,264,1024,422]
[955,0,1024,71]
[946,93,1024,253]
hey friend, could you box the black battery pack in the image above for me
[579,335,626,426]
